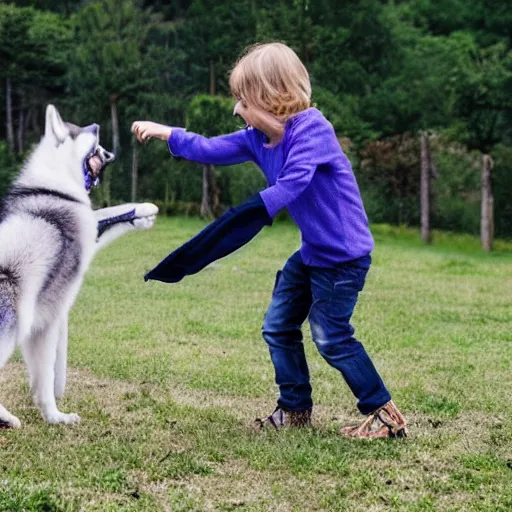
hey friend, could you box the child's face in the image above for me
[233,100,282,142]
[233,100,254,129]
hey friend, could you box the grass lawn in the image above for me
[1,217,512,511]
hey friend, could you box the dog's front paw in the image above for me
[133,203,158,231]
[133,215,157,231]
[45,411,81,425]
[135,203,158,219]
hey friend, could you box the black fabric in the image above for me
[97,208,136,238]
[144,193,272,283]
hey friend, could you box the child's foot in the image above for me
[255,406,312,430]
[340,400,407,438]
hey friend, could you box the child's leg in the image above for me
[262,251,313,413]
[308,264,391,415]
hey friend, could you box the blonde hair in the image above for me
[229,43,311,136]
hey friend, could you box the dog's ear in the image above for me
[45,104,69,145]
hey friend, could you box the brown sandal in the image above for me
[340,400,408,438]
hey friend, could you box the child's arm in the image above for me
[131,121,253,166]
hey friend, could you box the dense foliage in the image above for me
[1,0,511,236]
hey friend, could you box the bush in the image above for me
[358,133,420,226]
[356,135,512,239]
[220,163,267,206]
[431,146,481,235]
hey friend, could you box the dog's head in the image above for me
[44,104,115,192]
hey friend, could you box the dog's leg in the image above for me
[54,315,68,399]
[0,329,21,429]
[23,323,80,425]
[95,203,158,252]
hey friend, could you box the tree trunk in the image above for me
[209,165,221,216]
[6,78,15,151]
[200,164,212,219]
[16,89,24,154]
[131,137,138,202]
[205,59,220,215]
[24,106,33,136]
[200,165,220,218]
[110,94,120,156]
[31,105,40,137]
[165,168,170,215]
[104,94,120,207]
[420,132,432,244]
[209,60,216,96]
[481,154,494,252]
[17,106,24,154]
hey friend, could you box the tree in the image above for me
[176,0,255,97]
[453,42,512,153]
[0,5,70,153]
[0,0,511,237]
[68,0,158,203]
[0,4,34,151]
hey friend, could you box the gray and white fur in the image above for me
[0,105,158,427]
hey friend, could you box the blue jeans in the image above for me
[262,251,391,415]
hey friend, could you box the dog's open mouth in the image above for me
[83,144,114,191]
[86,152,103,178]
[85,143,103,179]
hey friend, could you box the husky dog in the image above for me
[0,105,158,427]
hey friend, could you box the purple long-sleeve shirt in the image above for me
[167,107,374,267]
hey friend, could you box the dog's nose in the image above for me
[104,150,115,162]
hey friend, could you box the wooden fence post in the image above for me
[200,164,212,219]
[420,132,432,244]
[131,137,138,202]
[481,154,494,252]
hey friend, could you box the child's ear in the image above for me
[45,104,69,145]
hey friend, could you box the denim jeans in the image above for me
[262,251,391,415]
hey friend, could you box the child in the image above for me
[132,42,408,438]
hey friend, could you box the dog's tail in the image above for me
[0,267,18,367]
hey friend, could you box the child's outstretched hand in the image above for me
[131,121,172,143]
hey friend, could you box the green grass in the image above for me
[1,218,512,511]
